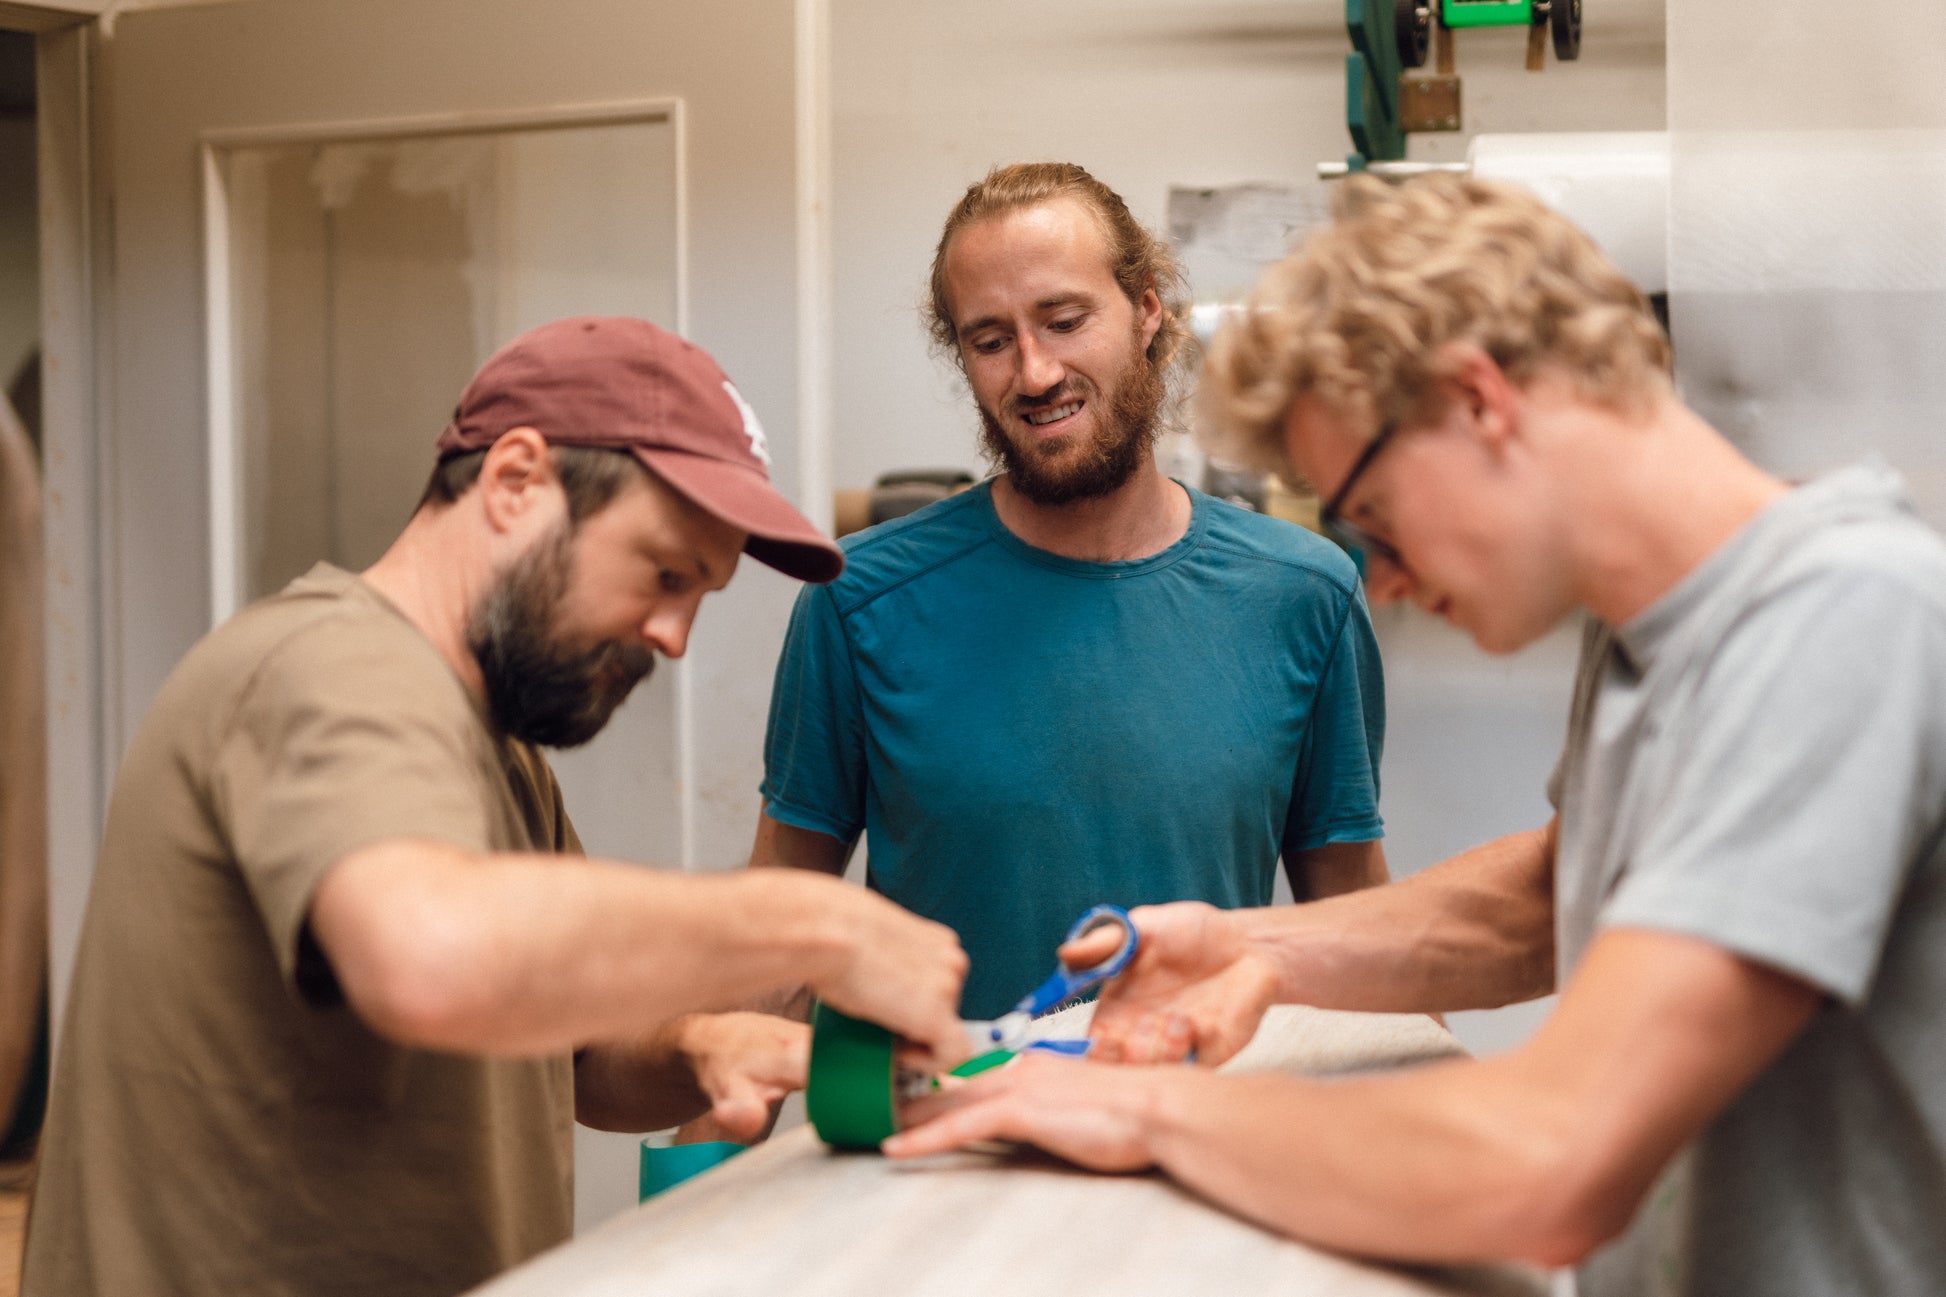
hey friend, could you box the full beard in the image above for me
[466,522,656,749]
[977,346,1167,507]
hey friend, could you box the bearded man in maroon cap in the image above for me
[23,317,971,1297]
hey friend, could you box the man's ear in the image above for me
[1136,284,1164,356]
[1430,343,1522,451]
[475,428,560,534]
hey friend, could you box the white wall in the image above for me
[1666,5,1946,531]
[80,0,805,1234]
[828,0,1665,1056]
[828,0,1667,490]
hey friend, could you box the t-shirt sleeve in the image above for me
[1284,582,1387,853]
[1600,572,1946,1006]
[208,625,499,990]
[760,581,867,843]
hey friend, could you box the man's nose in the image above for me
[1016,333,1064,397]
[642,603,695,660]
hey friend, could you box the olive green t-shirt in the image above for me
[24,564,579,1297]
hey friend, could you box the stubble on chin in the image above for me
[465,526,657,748]
[977,351,1165,506]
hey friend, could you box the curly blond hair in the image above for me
[1200,173,1671,484]
[927,161,1190,376]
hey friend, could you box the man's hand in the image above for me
[884,1054,1174,1171]
[802,884,971,1070]
[673,1012,811,1142]
[1072,902,1279,1066]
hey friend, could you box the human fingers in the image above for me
[848,954,970,1071]
[1125,974,1273,1067]
[886,1057,1159,1171]
[882,1091,1021,1158]
[1098,904,1236,995]
[1092,935,1277,1067]
[1117,1012,1197,1065]
[1196,960,1281,1065]
[844,896,972,1065]
[897,1018,975,1073]
[814,983,969,1071]
[708,1081,773,1142]
[893,1068,987,1130]
[1056,923,1124,971]
[1096,999,1241,1067]
[689,1012,810,1095]
[812,912,970,1069]
[1117,902,1222,962]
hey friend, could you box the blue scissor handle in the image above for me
[1021,1038,1093,1057]
[1009,904,1138,1019]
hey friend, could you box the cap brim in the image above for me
[635,448,845,584]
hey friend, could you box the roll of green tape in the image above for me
[806,1003,900,1150]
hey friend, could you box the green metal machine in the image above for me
[1343,0,1582,171]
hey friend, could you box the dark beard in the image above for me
[977,344,1166,506]
[466,523,656,749]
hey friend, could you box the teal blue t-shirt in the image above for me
[762,482,1384,1017]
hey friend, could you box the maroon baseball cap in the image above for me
[436,316,843,584]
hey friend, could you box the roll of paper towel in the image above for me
[1467,132,1669,293]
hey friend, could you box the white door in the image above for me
[71,0,823,1230]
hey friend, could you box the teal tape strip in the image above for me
[638,1139,744,1201]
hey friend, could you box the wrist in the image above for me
[730,868,854,998]
[663,1012,715,1071]
[1232,906,1304,1003]
[1135,1067,1209,1170]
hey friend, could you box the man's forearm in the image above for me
[1141,1054,1593,1266]
[314,842,866,1055]
[1139,918,1813,1266]
[741,813,852,1023]
[633,814,850,1144]
[1242,823,1556,1014]
[898,928,1812,1270]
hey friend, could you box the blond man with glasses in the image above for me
[893,175,1946,1297]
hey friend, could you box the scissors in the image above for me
[961,904,1139,1057]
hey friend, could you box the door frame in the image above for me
[199,95,690,624]
[26,17,106,1034]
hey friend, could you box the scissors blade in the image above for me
[963,1011,1031,1053]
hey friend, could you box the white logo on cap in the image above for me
[722,380,772,468]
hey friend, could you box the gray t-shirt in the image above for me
[1549,461,1946,1296]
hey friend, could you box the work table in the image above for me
[471,1004,1552,1297]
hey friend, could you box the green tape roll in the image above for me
[806,1003,900,1150]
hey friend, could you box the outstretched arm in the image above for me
[891,926,1820,1266]
[1082,820,1558,1064]
[663,811,861,1144]
[307,837,968,1066]
[1254,818,1555,1013]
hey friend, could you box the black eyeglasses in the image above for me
[1318,416,1404,571]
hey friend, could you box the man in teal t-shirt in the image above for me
[754,162,1387,1017]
